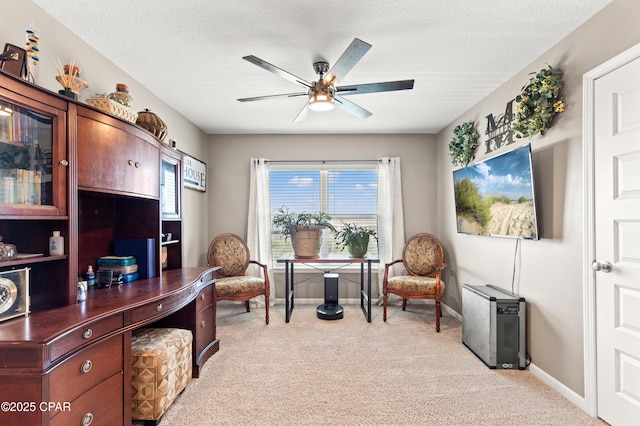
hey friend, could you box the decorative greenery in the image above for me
[513,65,565,139]
[333,223,377,252]
[449,121,480,167]
[272,206,335,241]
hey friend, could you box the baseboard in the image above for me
[442,302,461,321]
[528,362,592,415]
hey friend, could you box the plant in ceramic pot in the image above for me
[272,206,335,259]
[333,223,377,258]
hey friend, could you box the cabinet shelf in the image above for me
[0,254,66,268]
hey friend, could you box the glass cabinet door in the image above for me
[0,96,66,216]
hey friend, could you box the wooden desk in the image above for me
[276,254,379,323]
[0,267,218,426]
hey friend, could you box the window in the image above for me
[270,164,378,262]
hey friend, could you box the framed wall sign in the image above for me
[182,153,206,192]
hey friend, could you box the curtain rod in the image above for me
[263,159,386,164]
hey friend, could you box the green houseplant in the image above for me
[272,206,335,259]
[333,223,377,258]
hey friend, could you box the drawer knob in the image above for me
[82,412,94,425]
[80,360,93,374]
[128,159,134,166]
[200,293,205,301]
[156,303,163,312]
[134,161,141,168]
[201,320,206,328]
[59,159,69,167]
[82,329,93,339]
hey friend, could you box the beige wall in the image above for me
[207,134,436,298]
[435,0,640,396]
[4,0,211,267]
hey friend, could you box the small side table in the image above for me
[277,254,379,323]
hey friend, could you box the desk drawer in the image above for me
[195,284,213,312]
[49,314,124,361]
[131,286,194,324]
[49,372,123,426]
[49,334,123,404]
[195,304,215,355]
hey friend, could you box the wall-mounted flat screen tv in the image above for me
[453,144,539,240]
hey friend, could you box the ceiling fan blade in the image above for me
[333,95,372,119]
[294,103,309,123]
[336,79,415,96]
[243,55,312,88]
[237,92,307,102]
[323,38,372,85]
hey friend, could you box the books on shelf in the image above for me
[0,168,41,205]
[97,255,136,266]
[97,255,140,283]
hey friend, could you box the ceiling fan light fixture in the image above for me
[308,92,334,112]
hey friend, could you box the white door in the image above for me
[594,54,640,425]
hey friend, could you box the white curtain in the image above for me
[247,158,275,306]
[377,157,405,302]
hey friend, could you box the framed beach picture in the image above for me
[182,153,206,192]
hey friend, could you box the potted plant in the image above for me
[333,223,377,258]
[272,206,335,259]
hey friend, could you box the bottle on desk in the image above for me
[86,265,95,286]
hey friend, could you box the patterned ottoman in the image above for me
[131,328,193,425]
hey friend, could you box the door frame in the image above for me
[582,41,640,418]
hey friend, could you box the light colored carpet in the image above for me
[156,302,605,426]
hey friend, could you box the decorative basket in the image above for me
[136,108,167,141]
[86,98,137,123]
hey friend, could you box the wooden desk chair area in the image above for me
[383,233,447,332]
[207,233,269,324]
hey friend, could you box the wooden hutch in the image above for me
[0,71,218,425]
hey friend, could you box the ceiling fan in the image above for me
[237,38,415,122]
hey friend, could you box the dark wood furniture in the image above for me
[0,71,215,425]
[276,254,379,323]
[0,267,217,426]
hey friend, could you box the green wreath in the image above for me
[449,121,479,167]
[513,65,565,139]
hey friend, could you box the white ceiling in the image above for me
[34,0,611,135]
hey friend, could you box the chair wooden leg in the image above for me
[435,301,441,333]
[265,297,269,325]
[245,300,250,312]
[402,298,407,311]
[383,294,388,322]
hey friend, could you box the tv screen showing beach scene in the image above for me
[453,144,539,240]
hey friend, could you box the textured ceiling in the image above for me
[33,0,611,134]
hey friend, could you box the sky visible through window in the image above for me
[270,170,377,215]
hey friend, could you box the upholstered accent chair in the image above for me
[383,233,447,332]
[207,233,269,324]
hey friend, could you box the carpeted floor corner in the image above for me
[151,302,606,426]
